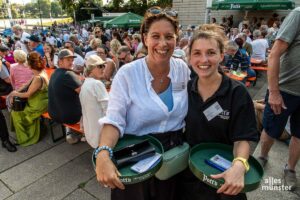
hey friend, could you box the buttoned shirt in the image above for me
[98,57,190,137]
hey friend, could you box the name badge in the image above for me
[172,82,185,91]
[203,102,223,121]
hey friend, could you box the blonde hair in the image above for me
[110,39,121,56]
[133,34,141,42]
[13,50,27,63]
[12,24,22,31]
[90,38,102,50]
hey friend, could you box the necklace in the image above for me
[145,57,169,86]
[159,77,164,84]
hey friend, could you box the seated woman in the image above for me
[96,45,117,81]
[10,52,48,146]
[224,40,256,78]
[43,42,58,69]
[79,55,109,148]
[10,50,33,90]
[179,24,258,200]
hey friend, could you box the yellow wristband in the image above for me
[233,157,250,172]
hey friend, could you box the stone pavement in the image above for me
[0,72,299,200]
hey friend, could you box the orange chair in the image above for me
[250,58,263,65]
[45,68,55,79]
[246,76,257,87]
[250,58,268,71]
[63,123,84,135]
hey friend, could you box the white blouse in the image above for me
[80,78,109,148]
[98,57,190,137]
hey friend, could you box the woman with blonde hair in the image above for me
[10,50,33,90]
[85,38,102,59]
[109,39,122,68]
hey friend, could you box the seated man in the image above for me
[48,49,82,144]
[224,40,256,78]
[251,30,269,62]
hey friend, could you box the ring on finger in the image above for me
[104,185,108,188]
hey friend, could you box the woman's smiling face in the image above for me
[189,38,224,79]
[143,19,177,62]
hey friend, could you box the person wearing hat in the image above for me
[12,24,30,54]
[63,41,84,74]
[79,55,109,148]
[48,49,82,144]
[26,35,44,57]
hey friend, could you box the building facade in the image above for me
[173,0,300,28]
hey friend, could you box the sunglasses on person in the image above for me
[64,46,72,49]
[147,7,178,18]
[95,31,101,34]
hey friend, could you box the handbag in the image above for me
[155,142,190,180]
[113,140,156,168]
[12,96,27,111]
[11,78,34,112]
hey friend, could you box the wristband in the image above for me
[232,157,250,172]
[94,145,113,159]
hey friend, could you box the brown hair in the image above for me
[140,6,179,48]
[27,52,45,71]
[44,42,55,60]
[189,24,227,55]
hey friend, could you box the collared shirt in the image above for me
[185,73,258,147]
[98,57,190,137]
[80,78,108,148]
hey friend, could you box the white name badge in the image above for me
[172,82,185,91]
[203,102,223,121]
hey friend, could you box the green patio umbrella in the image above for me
[211,0,295,10]
[105,12,144,28]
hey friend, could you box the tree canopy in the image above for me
[0,0,64,19]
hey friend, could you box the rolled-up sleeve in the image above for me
[98,68,130,137]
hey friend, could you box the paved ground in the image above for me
[0,72,299,200]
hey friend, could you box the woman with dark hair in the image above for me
[43,42,57,68]
[112,31,124,45]
[10,52,49,146]
[122,32,133,51]
[95,6,190,200]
